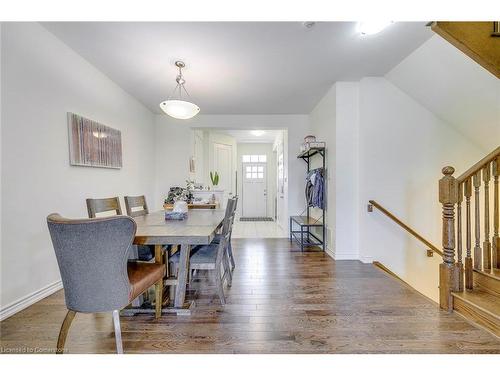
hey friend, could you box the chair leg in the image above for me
[112,310,123,354]
[56,310,76,354]
[223,251,232,287]
[228,241,236,270]
[155,280,163,319]
[214,268,226,305]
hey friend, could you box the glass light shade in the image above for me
[159,99,200,120]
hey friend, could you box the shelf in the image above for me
[290,215,324,227]
[297,147,325,159]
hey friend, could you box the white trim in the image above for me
[324,247,335,259]
[334,252,360,260]
[0,280,63,321]
[360,255,374,264]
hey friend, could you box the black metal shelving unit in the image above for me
[289,147,326,251]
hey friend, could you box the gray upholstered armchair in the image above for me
[47,213,165,354]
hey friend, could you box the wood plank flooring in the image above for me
[1,238,499,353]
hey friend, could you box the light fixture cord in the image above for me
[166,63,194,101]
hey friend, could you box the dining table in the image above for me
[132,208,226,315]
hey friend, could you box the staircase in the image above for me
[439,147,500,337]
[431,22,500,78]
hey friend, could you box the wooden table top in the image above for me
[133,210,226,245]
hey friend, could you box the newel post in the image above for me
[439,166,460,311]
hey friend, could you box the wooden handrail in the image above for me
[368,200,443,257]
[457,146,500,183]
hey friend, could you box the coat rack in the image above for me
[289,146,326,251]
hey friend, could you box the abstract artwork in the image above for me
[68,113,122,169]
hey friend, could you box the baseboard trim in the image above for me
[360,255,374,264]
[325,247,335,259]
[334,252,359,260]
[0,280,63,321]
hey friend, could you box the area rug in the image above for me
[240,217,274,222]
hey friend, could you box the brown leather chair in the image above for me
[47,213,165,354]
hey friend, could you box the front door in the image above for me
[242,162,267,217]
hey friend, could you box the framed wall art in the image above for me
[68,112,122,169]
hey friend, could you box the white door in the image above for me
[213,143,233,206]
[242,162,267,217]
[276,140,285,228]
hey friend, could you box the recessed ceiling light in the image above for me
[251,130,265,136]
[357,21,394,36]
[303,22,316,29]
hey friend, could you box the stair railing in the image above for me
[368,200,443,257]
[439,146,500,311]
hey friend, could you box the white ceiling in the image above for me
[386,35,500,152]
[42,22,432,115]
[209,129,283,143]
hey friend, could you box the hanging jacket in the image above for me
[305,168,325,209]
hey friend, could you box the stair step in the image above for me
[452,288,500,337]
[474,268,500,296]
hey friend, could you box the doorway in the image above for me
[213,142,234,204]
[242,160,267,217]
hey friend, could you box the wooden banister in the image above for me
[438,145,500,311]
[457,146,500,183]
[368,200,443,257]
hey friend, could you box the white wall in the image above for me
[236,143,277,217]
[309,85,336,254]
[386,35,500,152]
[310,74,488,301]
[309,83,359,259]
[0,23,156,318]
[154,114,310,228]
[357,77,484,301]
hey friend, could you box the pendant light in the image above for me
[159,61,200,120]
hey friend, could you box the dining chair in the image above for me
[211,196,238,281]
[124,195,149,217]
[47,213,165,354]
[86,196,153,261]
[86,196,122,218]
[124,195,155,261]
[170,198,236,304]
[226,196,237,270]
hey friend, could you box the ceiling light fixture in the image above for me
[357,21,394,36]
[251,130,265,136]
[159,61,200,120]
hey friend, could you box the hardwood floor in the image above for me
[1,238,499,354]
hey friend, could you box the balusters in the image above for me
[464,178,473,289]
[493,157,499,269]
[457,182,464,291]
[439,166,459,311]
[473,171,482,270]
[483,164,491,269]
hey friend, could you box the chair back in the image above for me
[221,198,236,234]
[47,214,135,313]
[124,195,149,217]
[216,198,236,264]
[86,197,122,218]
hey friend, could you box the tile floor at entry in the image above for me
[232,216,287,238]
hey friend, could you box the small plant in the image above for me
[210,171,219,186]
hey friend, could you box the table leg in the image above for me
[174,244,190,308]
[154,244,163,263]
